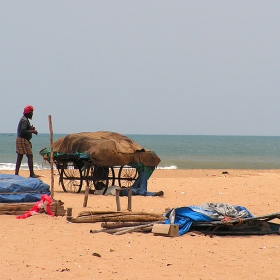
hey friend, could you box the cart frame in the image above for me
[55,157,139,194]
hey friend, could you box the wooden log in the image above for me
[101,221,152,229]
[78,210,165,217]
[90,227,134,234]
[77,212,165,220]
[140,226,153,232]
[113,223,156,235]
[71,212,166,223]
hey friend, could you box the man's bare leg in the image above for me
[27,154,35,177]
[15,153,23,175]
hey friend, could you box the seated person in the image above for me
[119,172,164,197]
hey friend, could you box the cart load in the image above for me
[40,131,161,194]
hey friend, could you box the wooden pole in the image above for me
[115,189,121,211]
[83,165,90,207]
[66,207,73,221]
[83,185,89,207]
[48,115,54,198]
[127,188,132,211]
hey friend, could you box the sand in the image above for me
[0,169,280,280]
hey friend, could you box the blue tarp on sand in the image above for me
[0,174,51,203]
[164,203,254,236]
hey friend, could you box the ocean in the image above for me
[1,133,280,170]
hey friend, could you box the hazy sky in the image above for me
[1,1,279,136]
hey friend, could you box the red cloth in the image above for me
[16,194,54,219]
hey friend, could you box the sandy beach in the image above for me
[0,168,280,280]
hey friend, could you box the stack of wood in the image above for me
[0,199,66,216]
[69,210,167,235]
[71,211,166,235]
[71,210,166,224]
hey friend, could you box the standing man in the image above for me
[15,105,39,178]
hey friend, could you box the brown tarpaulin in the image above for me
[52,131,161,167]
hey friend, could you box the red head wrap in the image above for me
[23,105,34,115]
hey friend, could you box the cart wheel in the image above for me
[118,166,138,188]
[92,166,113,195]
[60,162,83,193]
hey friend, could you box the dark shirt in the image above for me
[17,115,32,141]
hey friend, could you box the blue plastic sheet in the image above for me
[0,174,51,203]
[164,204,254,236]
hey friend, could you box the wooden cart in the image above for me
[55,157,138,194]
[40,131,160,195]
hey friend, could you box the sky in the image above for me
[1,1,280,136]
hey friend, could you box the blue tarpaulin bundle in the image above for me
[0,174,51,203]
[164,203,254,236]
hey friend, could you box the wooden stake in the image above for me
[48,115,54,198]
[127,188,132,211]
[116,189,121,211]
[66,207,73,221]
[83,185,89,207]
[83,166,90,207]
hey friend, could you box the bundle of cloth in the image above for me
[16,194,54,219]
[164,202,254,236]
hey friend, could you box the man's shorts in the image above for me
[16,137,33,155]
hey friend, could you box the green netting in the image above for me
[40,148,90,159]
[128,162,155,180]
